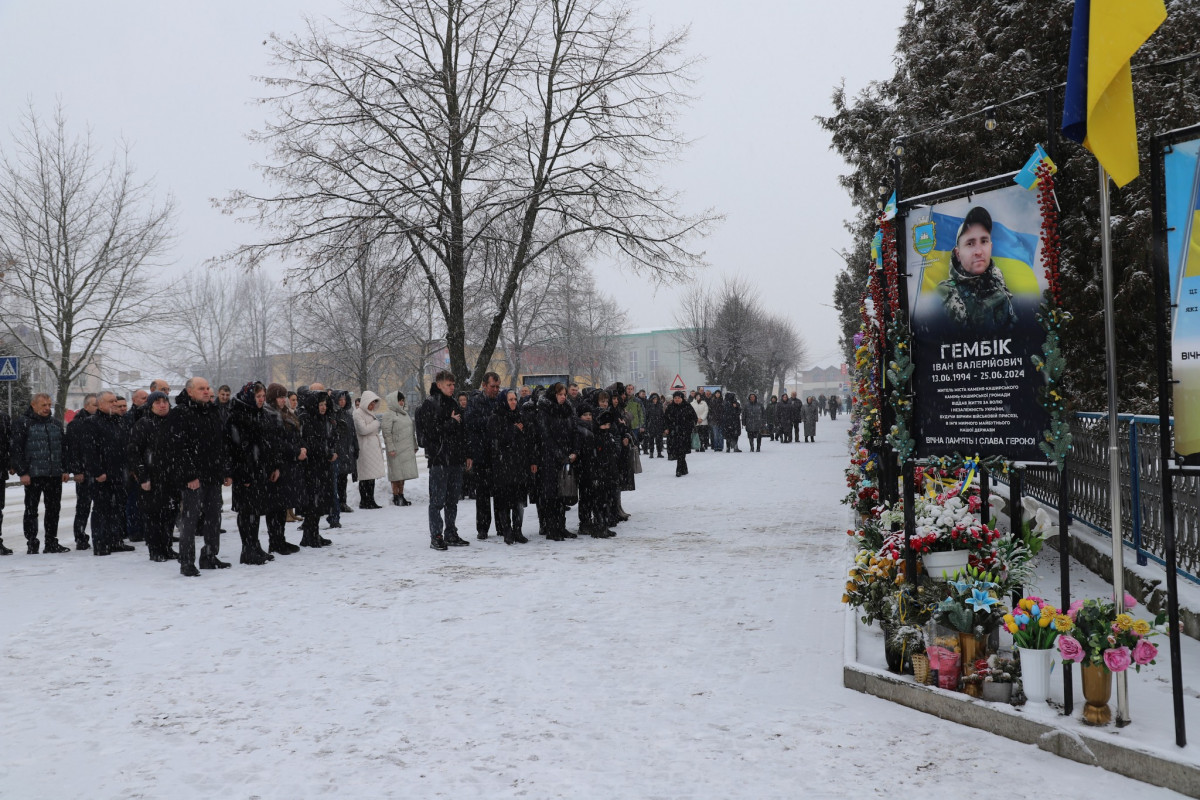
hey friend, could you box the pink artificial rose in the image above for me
[1132,639,1158,666]
[1113,591,1137,609]
[1057,635,1085,663]
[1103,646,1132,673]
[1068,599,1084,620]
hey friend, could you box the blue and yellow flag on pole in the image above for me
[1061,0,1167,188]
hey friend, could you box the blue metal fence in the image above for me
[1015,413,1200,586]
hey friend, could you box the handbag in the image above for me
[690,431,701,451]
[629,446,643,475]
[558,464,578,506]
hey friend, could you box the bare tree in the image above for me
[158,270,246,388]
[240,270,283,381]
[757,315,807,399]
[297,236,413,394]
[226,0,712,389]
[0,104,173,416]
[546,263,627,386]
[675,278,805,400]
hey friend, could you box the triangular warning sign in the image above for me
[669,374,686,391]
[0,359,15,378]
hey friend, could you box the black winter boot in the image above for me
[430,536,448,551]
[0,538,12,556]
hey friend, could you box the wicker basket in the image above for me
[912,653,931,685]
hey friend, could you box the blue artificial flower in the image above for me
[949,579,973,594]
[967,588,999,613]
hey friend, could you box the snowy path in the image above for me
[0,430,1187,798]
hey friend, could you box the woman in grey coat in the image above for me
[743,393,765,452]
[801,396,819,442]
[381,391,419,506]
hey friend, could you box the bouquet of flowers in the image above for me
[878,488,1003,564]
[1004,596,1069,650]
[842,551,902,626]
[931,567,1007,636]
[1056,594,1166,672]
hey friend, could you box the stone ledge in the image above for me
[843,609,1200,798]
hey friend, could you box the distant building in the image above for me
[794,364,849,399]
[610,328,705,394]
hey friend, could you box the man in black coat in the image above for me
[166,377,232,576]
[82,391,135,556]
[0,408,12,555]
[10,393,71,554]
[465,371,501,540]
[416,370,470,550]
[65,393,98,550]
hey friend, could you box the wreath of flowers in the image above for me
[1030,162,1072,470]
[878,218,915,464]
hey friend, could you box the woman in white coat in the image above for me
[380,391,419,506]
[353,391,387,509]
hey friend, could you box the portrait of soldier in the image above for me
[935,206,1018,333]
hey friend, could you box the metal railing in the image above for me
[1016,413,1200,585]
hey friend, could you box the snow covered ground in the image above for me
[0,427,1192,798]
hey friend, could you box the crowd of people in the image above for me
[0,373,844,573]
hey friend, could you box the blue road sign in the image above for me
[0,356,20,381]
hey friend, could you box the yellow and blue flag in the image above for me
[918,212,1041,295]
[1187,176,1200,278]
[881,191,897,222]
[1061,0,1166,188]
[1014,144,1057,190]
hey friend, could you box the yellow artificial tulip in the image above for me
[1038,615,1051,628]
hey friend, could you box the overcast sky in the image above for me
[0,0,906,373]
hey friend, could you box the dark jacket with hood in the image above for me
[535,393,576,471]
[416,383,466,468]
[488,398,533,491]
[10,405,65,477]
[226,385,282,514]
[329,391,358,476]
[645,397,665,437]
[663,394,698,458]
[296,388,335,509]
[165,388,230,489]
[743,397,764,433]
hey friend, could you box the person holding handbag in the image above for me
[535,382,578,541]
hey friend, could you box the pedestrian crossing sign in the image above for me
[0,356,18,381]
[669,374,686,391]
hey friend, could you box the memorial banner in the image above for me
[1166,137,1200,458]
[906,183,1048,460]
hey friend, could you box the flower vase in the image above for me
[958,632,988,697]
[1017,646,1055,705]
[921,550,970,581]
[981,681,1013,703]
[1081,664,1113,726]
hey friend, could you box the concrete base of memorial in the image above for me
[843,608,1200,798]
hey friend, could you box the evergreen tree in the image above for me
[820,0,1200,412]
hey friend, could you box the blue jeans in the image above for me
[428,465,462,541]
[711,425,724,451]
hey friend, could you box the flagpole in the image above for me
[1099,163,1131,725]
